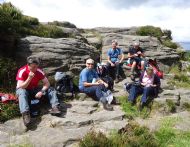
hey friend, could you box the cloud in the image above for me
[4,0,190,42]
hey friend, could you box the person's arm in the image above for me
[127,51,137,58]
[35,77,50,98]
[119,53,125,63]
[16,71,34,89]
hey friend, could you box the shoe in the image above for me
[111,97,120,105]
[115,77,119,83]
[22,111,31,127]
[103,103,113,111]
[49,105,61,115]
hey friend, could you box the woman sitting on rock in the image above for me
[128,66,161,111]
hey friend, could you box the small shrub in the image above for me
[79,131,110,147]
[48,21,76,28]
[0,102,20,122]
[166,99,176,113]
[182,102,190,111]
[163,39,178,49]
[0,58,17,92]
[136,26,163,38]
[79,123,158,147]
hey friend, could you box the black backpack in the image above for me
[55,72,74,97]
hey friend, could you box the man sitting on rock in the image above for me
[107,40,124,83]
[16,56,61,127]
[128,41,145,81]
[79,58,113,111]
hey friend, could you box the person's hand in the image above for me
[111,63,115,66]
[134,54,138,57]
[103,82,108,88]
[150,84,156,87]
[137,51,141,55]
[35,91,43,99]
[141,82,147,86]
[28,71,35,79]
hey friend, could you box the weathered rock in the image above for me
[16,36,99,75]
[0,99,127,146]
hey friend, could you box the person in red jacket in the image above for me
[16,56,61,127]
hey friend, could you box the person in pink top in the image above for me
[16,56,60,127]
[128,67,160,111]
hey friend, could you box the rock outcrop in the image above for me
[16,26,181,75]
[0,99,127,147]
[16,36,99,75]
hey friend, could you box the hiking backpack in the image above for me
[96,63,114,90]
[54,72,74,97]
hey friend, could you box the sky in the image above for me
[1,0,190,42]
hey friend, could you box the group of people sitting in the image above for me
[16,39,161,127]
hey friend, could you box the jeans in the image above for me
[128,85,155,103]
[16,87,59,113]
[107,62,121,78]
[80,84,107,101]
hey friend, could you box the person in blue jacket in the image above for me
[79,58,113,111]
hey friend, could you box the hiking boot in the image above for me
[115,77,119,83]
[49,105,61,115]
[103,103,113,111]
[22,111,31,127]
[111,97,120,105]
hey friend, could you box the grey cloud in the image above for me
[103,0,190,9]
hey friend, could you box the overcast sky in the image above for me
[2,0,190,42]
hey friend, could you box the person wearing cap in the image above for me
[107,40,124,83]
[128,41,145,81]
[16,56,61,127]
[128,67,160,111]
[79,58,113,111]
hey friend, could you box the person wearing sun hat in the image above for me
[79,58,113,111]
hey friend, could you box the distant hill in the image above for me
[178,42,190,50]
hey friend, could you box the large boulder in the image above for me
[16,36,99,75]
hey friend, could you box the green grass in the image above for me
[154,116,190,147]
[118,96,153,119]
[168,65,190,88]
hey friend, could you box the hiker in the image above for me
[127,41,145,81]
[128,66,160,111]
[79,58,113,111]
[16,56,61,127]
[107,40,124,83]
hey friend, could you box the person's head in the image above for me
[112,39,118,49]
[133,41,140,49]
[146,66,154,76]
[27,56,40,72]
[86,58,94,69]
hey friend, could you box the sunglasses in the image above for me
[87,63,94,65]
